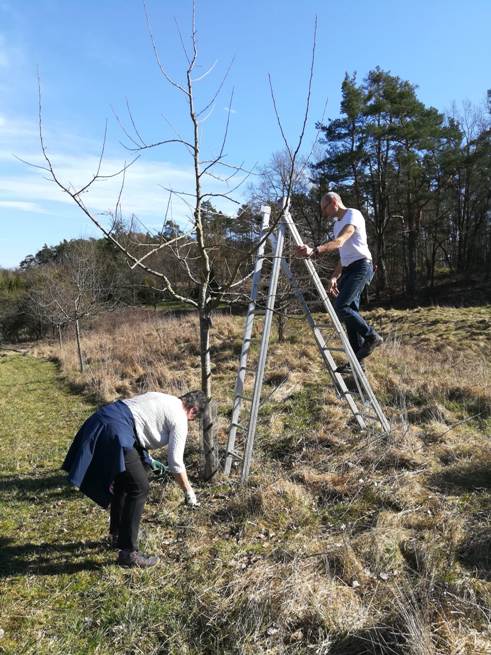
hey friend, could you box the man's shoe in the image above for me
[335,361,365,374]
[117,550,159,568]
[356,331,383,360]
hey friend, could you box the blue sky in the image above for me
[1,0,490,268]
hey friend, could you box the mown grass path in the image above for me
[0,355,108,654]
[0,355,213,655]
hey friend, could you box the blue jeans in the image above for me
[334,258,374,354]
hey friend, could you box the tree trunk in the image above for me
[75,319,84,373]
[407,228,417,297]
[276,311,286,343]
[199,311,218,480]
[58,325,63,351]
[201,399,218,481]
[375,234,387,294]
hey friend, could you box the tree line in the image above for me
[312,68,491,296]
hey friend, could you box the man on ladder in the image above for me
[295,192,383,369]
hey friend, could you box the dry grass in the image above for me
[4,304,491,654]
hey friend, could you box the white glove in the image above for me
[184,488,200,507]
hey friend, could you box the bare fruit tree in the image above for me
[31,2,266,480]
[27,241,117,372]
[32,3,321,481]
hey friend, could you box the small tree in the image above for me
[28,242,116,371]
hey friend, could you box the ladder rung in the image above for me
[339,389,361,397]
[320,347,345,353]
[362,413,380,421]
[313,325,338,332]
[237,395,254,402]
[230,422,246,431]
[226,450,243,461]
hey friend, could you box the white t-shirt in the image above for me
[333,208,372,267]
[122,392,188,474]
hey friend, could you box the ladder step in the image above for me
[238,395,254,402]
[362,413,380,421]
[230,422,246,431]
[339,389,362,397]
[226,450,243,461]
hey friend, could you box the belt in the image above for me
[342,258,372,272]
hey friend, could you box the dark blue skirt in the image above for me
[62,400,139,509]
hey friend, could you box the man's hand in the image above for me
[327,277,339,297]
[295,244,314,258]
[184,488,200,507]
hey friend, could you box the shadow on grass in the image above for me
[0,472,77,502]
[0,536,107,577]
[458,527,491,582]
[427,462,491,494]
[329,625,406,655]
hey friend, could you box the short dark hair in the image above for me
[180,390,208,417]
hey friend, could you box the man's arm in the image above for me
[327,260,343,296]
[317,225,355,254]
[295,225,355,258]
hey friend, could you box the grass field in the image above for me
[1,306,490,654]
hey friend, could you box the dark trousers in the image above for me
[109,447,149,551]
[334,258,374,353]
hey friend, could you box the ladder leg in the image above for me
[241,220,286,483]
[224,206,271,475]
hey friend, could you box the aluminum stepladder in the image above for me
[224,206,391,482]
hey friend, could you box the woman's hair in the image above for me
[180,390,208,417]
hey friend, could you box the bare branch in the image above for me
[197,56,235,118]
[160,113,196,157]
[197,103,216,125]
[13,154,51,172]
[74,156,140,197]
[200,87,235,177]
[227,267,257,289]
[125,98,147,147]
[129,231,193,270]
[298,94,328,176]
[113,159,126,219]
[174,16,191,65]
[203,159,259,177]
[171,246,201,286]
[37,111,195,306]
[124,137,195,153]
[201,163,254,197]
[268,73,293,161]
[143,0,189,96]
[200,193,242,204]
[193,59,218,83]
[112,104,145,149]
[290,16,317,167]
